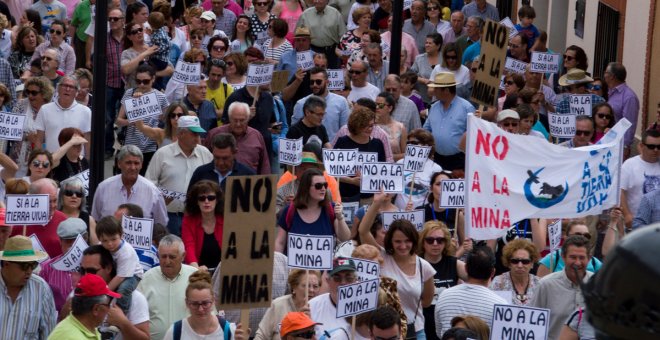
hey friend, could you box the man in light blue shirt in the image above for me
[461,0,499,22]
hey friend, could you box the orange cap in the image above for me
[280,312,321,337]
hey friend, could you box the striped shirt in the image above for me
[261,39,293,64]
[0,271,57,339]
[38,255,78,313]
[107,32,124,88]
[121,88,170,153]
[434,283,507,337]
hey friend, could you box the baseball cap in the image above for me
[201,11,217,21]
[57,218,87,239]
[497,109,520,122]
[328,257,356,276]
[178,116,206,133]
[75,274,121,298]
[280,312,322,337]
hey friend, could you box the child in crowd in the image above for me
[147,12,170,89]
[96,216,144,313]
[515,5,540,49]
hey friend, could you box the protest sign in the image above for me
[530,52,561,74]
[439,179,466,208]
[356,152,377,173]
[124,92,162,122]
[491,304,550,340]
[464,115,630,240]
[4,194,49,225]
[569,95,593,116]
[287,233,334,270]
[403,0,412,10]
[219,175,277,309]
[548,113,576,138]
[336,278,380,318]
[493,290,513,305]
[342,201,359,227]
[30,235,50,263]
[66,169,90,196]
[51,235,88,272]
[121,215,154,251]
[548,219,562,251]
[403,144,432,172]
[255,30,269,46]
[360,163,404,193]
[323,149,357,177]
[499,17,519,39]
[327,69,345,91]
[172,61,202,84]
[471,20,509,107]
[159,187,186,202]
[279,137,303,166]
[271,70,290,92]
[504,57,529,74]
[296,50,314,71]
[0,111,25,141]
[246,64,275,86]
[382,210,425,231]
[351,258,380,282]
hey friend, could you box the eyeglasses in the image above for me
[49,29,63,35]
[596,113,612,120]
[79,267,100,275]
[331,274,356,283]
[9,261,39,271]
[254,2,269,6]
[444,55,457,60]
[59,84,77,91]
[470,68,477,73]
[570,232,592,240]
[42,56,55,62]
[25,89,41,96]
[587,84,602,91]
[191,35,203,40]
[108,16,124,22]
[31,160,50,168]
[644,143,660,150]
[187,300,214,309]
[509,258,532,265]
[313,182,328,190]
[563,54,575,61]
[575,130,592,136]
[374,336,400,340]
[170,112,185,119]
[129,27,144,35]
[198,195,217,202]
[424,237,446,245]
[64,189,84,198]
[213,45,227,52]
[290,330,316,339]
[310,79,324,86]
[226,61,235,66]
[502,122,518,128]
[505,80,515,86]
[349,70,364,75]
[135,78,152,85]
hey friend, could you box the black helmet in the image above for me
[583,224,660,339]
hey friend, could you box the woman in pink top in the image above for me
[272,0,305,43]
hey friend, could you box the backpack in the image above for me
[284,202,336,231]
[173,316,232,340]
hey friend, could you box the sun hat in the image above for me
[558,68,594,87]
[0,235,48,262]
[294,27,311,38]
[427,72,458,88]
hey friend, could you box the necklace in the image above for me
[510,272,530,303]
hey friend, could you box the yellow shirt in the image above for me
[48,314,100,340]
[206,82,234,126]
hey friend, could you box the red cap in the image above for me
[75,274,122,298]
[280,312,321,337]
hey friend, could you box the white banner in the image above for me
[548,113,576,138]
[548,219,562,251]
[66,169,90,197]
[382,210,425,231]
[504,57,529,74]
[124,92,162,122]
[0,111,25,141]
[29,235,50,263]
[491,304,550,340]
[121,215,154,251]
[4,194,49,225]
[336,278,380,318]
[246,64,275,86]
[569,95,593,116]
[327,69,345,91]
[403,144,432,172]
[296,50,314,71]
[279,137,303,166]
[323,149,357,177]
[172,61,202,84]
[464,115,630,240]
[287,233,334,270]
[351,258,380,282]
[51,234,88,272]
[439,179,465,208]
[530,52,561,74]
[360,163,404,193]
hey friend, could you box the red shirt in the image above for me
[10,210,67,258]
[181,214,224,264]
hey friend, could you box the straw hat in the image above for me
[427,72,458,88]
[0,235,48,262]
[558,68,594,87]
[294,27,311,38]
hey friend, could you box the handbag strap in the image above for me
[410,257,423,326]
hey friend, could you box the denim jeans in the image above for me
[116,275,140,313]
[166,212,184,237]
[105,87,125,154]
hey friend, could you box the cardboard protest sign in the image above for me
[219,175,277,309]
[323,149,357,177]
[471,20,509,107]
[30,235,50,263]
[342,201,359,227]
[499,17,519,39]
[121,215,154,251]
[336,278,380,318]
[124,92,162,122]
[287,233,334,270]
[530,52,561,74]
[548,219,562,251]
[296,50,314,71]
[172,61,202,84]
[0,111,25,141]
[159,187,187,202]
[356,152,378,173]
[382,210,425,231]
[504,57,529,74]
[439,179,466,208]
[351,258,380,282]
[464,115,630,240]
[279,137,303,166]
[403,144,432,172]
[327,69,345,91]
[360,163,404,193]
[52,235,88,272]
[569,95,593,116]
[548,113,576,138]
[66,169,90,196]
[246,64,275,86]
[491,304,550,340]
[4,194,49,225]
[271,70,290,92]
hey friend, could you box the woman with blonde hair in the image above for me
[450,315,491,340]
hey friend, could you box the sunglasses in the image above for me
[444,55,457,60]
[376,103,388,109]
[129,27,144,35]
[310,79,324,86]
[587,84,602,91]
[191,35,203,40]
[505,80,515,86]
[563,54,575,61]
[79,267,100,275]
[313,182,328,190]
[254,2,269,6]
[502,122,518,128]
[108,16,124,22]
[570,232,592,240]
[9,261,39,271]
[49,29,63,35]
[64,189,84,198]
[170,112,185,119]
[424,237,446,245]
[290,330,315,339]
[25,89,41,96]
[135,78,151,85]
[596,113,612,120]
[509,258,532,265]
[644,143,660,150]
[349,70,364,75]
[213,45,227,52]
[575,130,592,136]
[31,160,50,168]
[198,195,217,202]
[470,68,477,73]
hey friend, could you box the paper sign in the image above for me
[360,163,404,193]
[328,69,345,91]
[336,278,380,318]
[124,92,162,122]
[279,137,303,166]
[548,219,562,251]
[0,111,25,141]
[403,144,432,172]
[246,63,275,86]
[66,169,90,197]
[287,233,334,270]
[296,50,314,71]
[172,61,202,84]
[471,20,509,107]
[351,258,380,282]
[439,179,466,208]
[323,149,357,177]
[356,152,378,174]
[548,113,576,138]
[490,304,550,340]
[30,235,50,263]
[504,57,529,74]
[493,290,513,305]
[121,215,154,251]
[256,30,269,46]
[530,52,561,74]
[403,0,412,10]
[159,187,186,202]
[271,70,290,92]
[382,210,425,231]
[4,194,49,225]
[499,17,519,39]
[569,95,593,116]
[342,201,359,227]
[51,234,88,272]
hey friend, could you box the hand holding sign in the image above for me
[490,304,550,340]
[124,92,162,122]
[403,144,432,172]
[336,279,380,318]
[296,50,314,71]
[287,233,334,270]
[246,64,275,86]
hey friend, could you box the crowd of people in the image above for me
[0,0,659,339]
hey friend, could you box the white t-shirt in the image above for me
[309,293,350,340]
[0,29,12,59]
[348,82,380,103]
[381,254,436,332]
[620,155,660,216]
[34,101,91,153]
[394,158,443,210]
[112,240,145,278]
[163,318,225,340]
[429,64,471,86]
[115,290,150,340]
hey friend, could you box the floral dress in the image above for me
[489,273,540,306]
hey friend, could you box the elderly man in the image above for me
[40,47,63,87]
[605,62,640,158]
[10,179,67,257]
[555,69,605,115]
[310,257,358,338]
[184,77,218,134]
[48,274,121,340]
[461,0,499,21]
[0,235,56,339]
[207,102,270,174]
[455,16,483,59]
[137,235,197,340]
[288,95,331,147]
[35,75,92,155]
[211,0,236,37]
[189,133,256,189]
[92,145,169,226]
[277,27,313,82]
[365,43,389,90]
[403,0,437,54]
[506,33,530,63]
[497,109,520,134]
[348,60,380,102]
[146,116,213,236]
[559,115,594,148]
[296,0,346,68]
[380,16,418,68]
[443,11,466,44]
[384,74,422,132]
